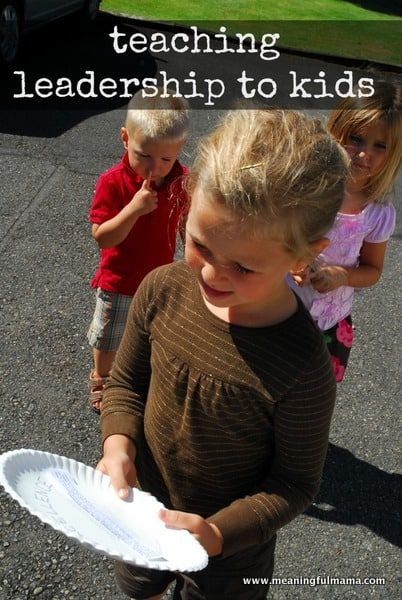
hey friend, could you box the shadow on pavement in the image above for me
[306,443,402,548]
[0,13,157,137]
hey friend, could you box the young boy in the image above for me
[87,90,189,412]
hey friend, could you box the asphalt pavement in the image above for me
[0,12,401,600]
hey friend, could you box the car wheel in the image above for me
[82,0,100,22]
[0,0,21,65]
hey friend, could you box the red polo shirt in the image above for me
[89,152,189,296]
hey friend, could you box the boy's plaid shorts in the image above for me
[87,288,133,352]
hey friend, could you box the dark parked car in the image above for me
[0,0,101,64]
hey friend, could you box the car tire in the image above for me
[0,0,21,65]
[81,0,101,23]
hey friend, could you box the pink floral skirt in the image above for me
[323,315,354,383]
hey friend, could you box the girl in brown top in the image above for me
[97,109,349,600]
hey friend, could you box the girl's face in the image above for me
[185,189,305,326]
[344,120,388,189]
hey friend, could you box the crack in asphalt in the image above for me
[0,166,63,252]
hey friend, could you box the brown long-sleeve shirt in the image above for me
[101,261,336,558]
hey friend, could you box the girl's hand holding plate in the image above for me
[97,434,137,499]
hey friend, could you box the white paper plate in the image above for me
[0,449,208,572]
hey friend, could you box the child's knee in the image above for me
[114,561,174,599]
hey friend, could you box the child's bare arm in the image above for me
[311,240,388,293]
[92,176,158,248]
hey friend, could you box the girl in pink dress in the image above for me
[291,81,402,382]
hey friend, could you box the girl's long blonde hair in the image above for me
[327,80,402,202]
[189,109,349,259]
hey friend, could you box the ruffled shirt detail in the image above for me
[290,203,396,330]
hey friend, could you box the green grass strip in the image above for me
[101,0,402,65]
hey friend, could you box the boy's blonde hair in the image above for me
[190,109,349,259]
[125,88,189,140]
[327,80,402,202]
